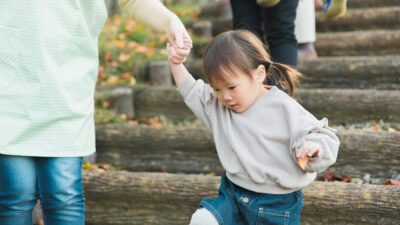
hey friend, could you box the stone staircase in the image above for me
[85,1,400,224]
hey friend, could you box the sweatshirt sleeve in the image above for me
[177,76,214,131]
[286,98,340,173]
[118,0,176,32]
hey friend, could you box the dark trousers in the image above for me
[230,0,299,67]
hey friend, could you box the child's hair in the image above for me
[202,30,302,96]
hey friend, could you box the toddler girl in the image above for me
[167,30,340,225]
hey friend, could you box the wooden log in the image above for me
[192,21,213,38]
[208,0,400,15]
[296,88,400,124]
[96,124,218,174]
[208,20,400,56]
[199,2,232,19]
[198,0,399,19]
[95,87,135,118]
[95,124,400,178]
[133,87,194,120]
[316,7,400,32]
[186,55,400,89]
[84,171,400,225]
[299,55,400,89]
[348,0,400,8]
[315,30,400,56]
[211,7,400,36]
[132,87,400,123]
[148,60,173,87]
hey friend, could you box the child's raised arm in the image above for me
[166,40,192,87]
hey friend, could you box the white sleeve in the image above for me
[287,98,340,173]
[178,76,214,131]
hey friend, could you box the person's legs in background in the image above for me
[295,0,318,61]
[230,0,299,67]
[230,0,264,41]
[262,0,299,67]
[0,155,37,225]
[37,157,85,225]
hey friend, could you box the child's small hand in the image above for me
[296,141,321,170]
[297,141,321,158]
[166,37,192,65]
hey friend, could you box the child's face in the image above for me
[211,67,266,113]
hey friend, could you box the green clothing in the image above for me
[0,1,108,156]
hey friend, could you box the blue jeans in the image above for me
[200,175,303,225]
[0,155,84,225]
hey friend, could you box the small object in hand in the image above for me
[297,152,319,170]
[297,156,309,170]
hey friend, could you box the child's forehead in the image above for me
[208,64,250,87]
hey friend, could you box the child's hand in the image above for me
[296,141,321,170]
[166,37,192,65]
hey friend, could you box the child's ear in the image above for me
[255,65,267,82]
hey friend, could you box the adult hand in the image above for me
[166,15,192,49]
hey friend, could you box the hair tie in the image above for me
[266,61,274,72]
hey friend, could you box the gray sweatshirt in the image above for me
[178,77,340,194]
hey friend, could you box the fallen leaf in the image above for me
[384,179,400,185]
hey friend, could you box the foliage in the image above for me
[97,4,200,87]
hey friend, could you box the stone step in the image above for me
[299,55,400,89]
[347,0,400,8]
[199,0,400,19]
[315,30,400,56]
[96,87,400,124]
[84,171,400,225]
[193,30,400,57]
[186,55,400,89]
[209,7,400,35]
[95,124,400,179]
[316,6,400,32]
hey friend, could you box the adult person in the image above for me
[0,1,191,225]
[229,0,299,67]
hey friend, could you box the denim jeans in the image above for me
[0,155,84,225]
[200,174,303,225]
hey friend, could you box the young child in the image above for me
[167,30,340,225]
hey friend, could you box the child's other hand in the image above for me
[296,141,321,158]
[296,141,321,170]
[167,37,192,65]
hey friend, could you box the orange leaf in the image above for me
[297,156,308,170]
[384,179,400,185]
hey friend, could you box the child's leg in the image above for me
[0,155,37,225]
[190,208,219,225]
[36,157,84,225]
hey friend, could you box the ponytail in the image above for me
[263,62,302,97]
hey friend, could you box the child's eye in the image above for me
[214,89,220,92]
[229,86,237,90]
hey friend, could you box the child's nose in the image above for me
[223,93,232,101]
